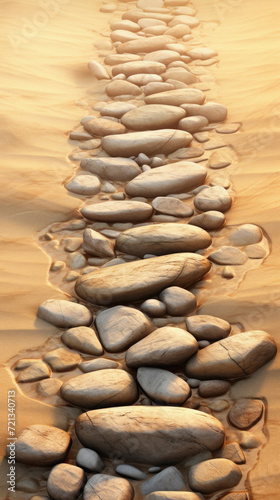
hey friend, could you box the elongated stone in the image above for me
[62,326,103,356]
[121,104,185,130]
[162,68,197,84]
[81,157,141,182]
[110,30,141,43]
[145,88,205,106]
[188,459,242,494]
[84,118,126,137]
[144,49,181,65]
[38,299,92,328]
[116,35,175,54]
[122,12,173,23]
[137,367,191,404]
[105,80,142,97]
[112,60,166,77]
[88,61,110,80]
[75,253,211,305]
[81,201,152,223]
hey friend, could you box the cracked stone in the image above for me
[47,463,86,500]
[83,474,134,500]
[188,458,242,494]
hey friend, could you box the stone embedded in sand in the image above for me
[99,101,137,118]
[102,129,193,157]
[216,442,246,464]
[80,359,119,373]
[83,474,134,500]
[110,30,141,43]
[181,102,227,123]
[125,161,206,197]
[60,369,138,409]
[165,23,192,38]
[123,11,173,23]
[50,219,87,232]
[179,116,209,133]
[141,467,187,495]
[100,3,116,13]
[75,406,225,465]
[144,49,181,65]
[76,448,104,472]
[185,330,277,379]
[144,82,175,96]
[126,326,198,368]
[152,197,194,218]
[16,361,51,383]
[216,122,241,134]
[140,299,167,317]
[208,149,231,170]
[43,347,81,372]
[9,425,71,467]
[37,378,62,397]
[75,253,210,306]
[81,201,152,223]
[209,246,248,265]
[145,88,205,106]
[61,326,103,356]
[186,315,231,341]
[198,380,231,398]
[116,223,212,257]
[88,60,110,80]
[121,104,186,130]
[68,251,86,270]
[137,367,191,404]
[110,20,140,32]
[245,244,266,259]
[187,48,218,60]
[138,18,167,29]
[228,398,264,429]
[194,186,232,213]
[84,118,126,137]
[144,494,204,500]
[188,211,225,230]
[82,228,115,258]
[228,224,262,246]
[162,68,197,85]
[116,35,175,54]
[159,287,197,316]
[81,157,141,182]
[128,74,163,86]
[188,458,242,494]
[112,60,166,77]
[95,305,151,352]
[38,299,92,328]
[105,53,143,66]
[65,175,101,196]
[116,464,146,481]
[169,15,200,28]
[105,80,142,97]
[47,463,86,500]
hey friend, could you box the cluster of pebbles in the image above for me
[6,1,277,500]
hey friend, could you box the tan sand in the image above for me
[0,0,279,497]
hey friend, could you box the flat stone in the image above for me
[159,287,197,316]
[169,15,199,28]
[105,80,142,97]
[80,359,119,373]
[128,73,163,86]
[100,3,116,13]
[144,494,204,500]
[228,224,262,246]
[116,35,175,54]
[121,104,186,130]
[144,49,180,65]
[83,474,134,500]
[144,82,175,96]
[185,330,277,379]
[245,244,266,259]
[76,448,104,472]
[189,211,225,230]
[181,102,227,123]
[110,20,140,32]
[194,186,232,213]
[137,367,191,404]
[143,25,169,35]
[116,223,211,257]
[188,458,242,494]
[95,305,151,352]
[125,161,206,198]
[105,53,142,65]
[81,156,141,182]
[38,299,92,328]
[165,24,192,38]
[102,130,193,157]
[43,347,81,372]
[16,361,51,383]
[50,219,86,232]
[162,68,197,85]
[9,425,71,467]
[81,201,152,223]
[186,315,231,341]
[82,228,115,258]
[68,251,87,270]
[84,118,126,137]
[126,326,198,368]
[188,48,218,60]
[208,149,231,169]
[145,88,205,106]
[141,467,187,495]
[99,102,137,119]
[216,122,241,134]
[88,60,110,80]
[37,378,62,397]
[216,442,246,464]
[228,398,264,429]
[123,11,172,22]
[209,246,248,265]
[62,326,103,356]
[76,406,225,465]
[116,464,146,481]
[198,380,231,398]
[63,237,83,252]
[17,478,40,493]
[60,369,138,409]
[140,299,167,317]
[112,61,166,77]
[179,116,209,133]
[47,463,86,500]
[111,30,141,43]
[152,197,193,217]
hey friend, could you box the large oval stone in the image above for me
[102,130,192,157]
[145,88,205,106]
[38,299,92,328]
[83,474,134,500]
[112,60,166,77]
[81,201,152,223]
[137,367,191,404]
[60,369,138,409]
[116,35,175,54]
[125,161,206,198]
[75,253,211,306]
[81,157,141,182]
[75,406,225,465]
[185,330,277,379]
[188,458,242,494]
[121,104,186,130]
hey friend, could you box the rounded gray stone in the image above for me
[159,287,197,316]
[194,186,232,213]
[189,211,225,230]
[186,315,231,341]
[79,358,119,373]
[61,326,103,356]
[76,448,104,472]
[188,458,242,494]
[137,367,191,404]
[81,157,141,182]
[141,467,187,496]
[38,299,92,328]
[116,464,146,481]
[140,299,167,317]
[152,197,194,218]
[198,380,231,398]
[209,246,248,265]
[65,175,101,196]
[121,104,186,131]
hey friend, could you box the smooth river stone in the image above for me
[116,35,176,54]
[123,11,173,23]
[81,157,141,182]
[65,175,101,196]
[228,224,262,246]
[81,201,152,223]
[144,82,175,96]
[102,129,193,157]
[189,211,225,230]
[159,287,197,316]
[116,223,211,257]
[82,228,115,258]
[209,246,248,265]
[95,305,152,352]
[125,162,206,198]
[105,80,142,97]
[145,88,205,106]
[110,30,141,43]
[83,474,134,500]
[181,102,227,123]
[60,369,138,409]
[162,68,197,85]
[186,315,231,341]
[84,118,126,137]
[137,367,191,404]
[110,20,140,32]
[62,326,103,356]
[141,467,187,495]
[179,116,209,133]
[75,253,211,305]
[47,463,86,500]
[99,102,137,118]
[185,330,277,380]
[228,398,264,429]
[112,60,166,77]
[126,326,198,368]
[152,197,194,217]
[188,458,242,494]
[128,74,163,86]
[75,406,225,465]
[194,186,232,213]
[169,14,199,28]
[105,53,142,65]
[144,49,181,65]
[121,104,186,130]
[76,448,104,472]
[10,425,71,467]
[38,299,92,328]
[88,60,110,80]
[187,48,218,60]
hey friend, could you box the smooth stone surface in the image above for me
[81,156,141,182]
[116,464,147,481]
[181,102,227,123]
[165,23,192,38]
[47,463,86,500]
[179,116,209,133]
[38,299,92,328]
[145,88,205,106]
[121,104,186,130]
[198,380,231,398]
[16,361,51,383]
[81,201,152,223]
[116,223,212,257]
[102,130,193,157]
[186,315,231,341]
[228,398,264,429]
[228,224,262,245]
[110,29,141,43]
[112,61,166,77]
[43,347,81,372]
[169,14,199,28]
[60,369,138,409]
[216,122,241,134]
[37,378,62,397]
[88,60,110,80]
[152,197,193,217]
[144,49,180,65]
[216,442,246,464]
[194,186,232,213]
[137,367,191,404]
[105,53,142,65]
[83,474,134,500]
[62,326,103,356]
[188,211,225,230]
[140,299,167,317]
[141,467,187,495]
[208,149,231,169]
[185,330,277,379]
[126,326,198,368]
[245,244,266,259]
[80,359,119,373]
[65,175,101,196]
[76,448,104,472]
[159,287,197,316]
[82,228,115,258]
[10,425,71,467]
[209,246,248,265]
[95,305,151,352]
[84,118,126,137]
[143,82,175,96]
[75,406,225,465]
[110,20,140,32]
[105,80,142,97]
[99,102,137,118]
[116,35,175,54]
[188,48,218,60]
[188,459,242,494]
[125,161,206,198]
[128,73,163,86]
